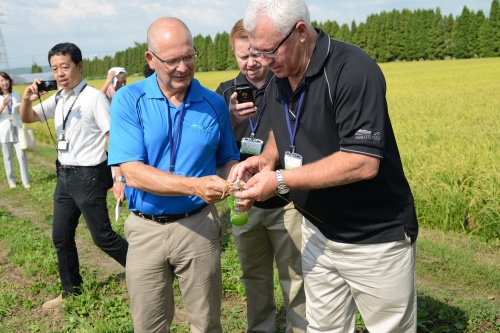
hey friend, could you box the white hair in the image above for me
[243,0,311,34]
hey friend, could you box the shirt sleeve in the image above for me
[91,89,111,134]
[335,56,387,159]
[108,87,145,166]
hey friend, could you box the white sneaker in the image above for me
[24,183,31,189]
[9,183,16,189]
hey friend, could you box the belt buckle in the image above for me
[151,215,164,223]
[148,214,174,224]
[63,165,76,171]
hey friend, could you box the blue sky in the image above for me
[0,0,494,69]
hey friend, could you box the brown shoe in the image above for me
[42,294,64,309]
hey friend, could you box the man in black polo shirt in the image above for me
[229,0,419,332]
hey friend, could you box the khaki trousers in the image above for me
[125,205,223,333]
[232,202,307,333]
[302,218,417,333]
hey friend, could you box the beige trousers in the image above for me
[302,218,417,333]
[125,205,223,333]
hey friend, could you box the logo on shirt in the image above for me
[190,124,210,134]
[355,129,380,141]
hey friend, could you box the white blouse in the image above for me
[0,91,23,143]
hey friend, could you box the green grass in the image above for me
[4,58,500,332]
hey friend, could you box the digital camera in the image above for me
[37,80,58,92]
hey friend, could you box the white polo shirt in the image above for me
[34,80,110,166]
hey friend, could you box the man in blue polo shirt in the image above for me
[108,17,239,333]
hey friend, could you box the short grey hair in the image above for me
[243,0,310,35]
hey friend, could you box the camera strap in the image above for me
[54,89,63,105]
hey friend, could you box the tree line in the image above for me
[77,0,499,77]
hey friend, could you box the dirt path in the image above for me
[0,183,124,280]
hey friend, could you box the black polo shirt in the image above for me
[266,29,418,244]
[216,72,289,209]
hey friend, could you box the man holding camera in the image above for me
[19,42,128,309]
[216,20,307,333]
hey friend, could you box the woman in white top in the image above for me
[0,72,30,189]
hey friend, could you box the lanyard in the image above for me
[61,84,87,135]
[248,103,266,138]
[7,97,12,115]
[166,92,189,173]
[284,87,306,153]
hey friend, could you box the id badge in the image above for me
[284,151,303,169]
[240,137,263,156]
[57,140,69,151]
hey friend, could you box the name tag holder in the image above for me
[284,151,303,169]
[57,134,69,151]
[240,137,263,156]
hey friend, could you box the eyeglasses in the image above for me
[247,23,297,59]
[150,48,198,68]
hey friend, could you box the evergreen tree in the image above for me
[455,6,472,58]
[399,9,413,60]
[443,14,456,58]
[430,8,446,59]
[350,21,358,45]
[479,16,495,56]
[470,11,486,58]
[194,34,208,72]
[31,62,42,74]
[336,23,351,43]
[490,0,500,55]
[352,22,367,50]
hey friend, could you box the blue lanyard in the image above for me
[284,87,306,153]
[166,99,187,173]
[248,103,266,138]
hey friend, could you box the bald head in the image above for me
[147,17,193,53]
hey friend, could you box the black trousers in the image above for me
[53,163,128,295]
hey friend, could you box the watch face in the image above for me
[278,185,290,194]
[278,188,290,195]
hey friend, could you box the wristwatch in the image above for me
[114,175,126,183]
[276,169,289,195]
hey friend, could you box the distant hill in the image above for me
[9,65,51,75]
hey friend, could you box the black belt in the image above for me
[133,203,208,224]
[57,165,97,172]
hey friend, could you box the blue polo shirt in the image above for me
[108,74,239,215]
